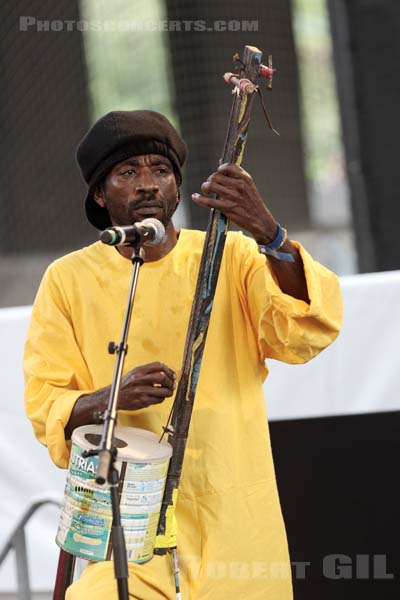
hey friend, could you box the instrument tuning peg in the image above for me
[259,55,276,90]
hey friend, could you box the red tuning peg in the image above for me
[259,55,276,89]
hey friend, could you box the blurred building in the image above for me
[3,0,399,307]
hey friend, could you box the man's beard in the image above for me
[105,191,177,228]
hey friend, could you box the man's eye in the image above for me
[121,169,135,176]
[156,168,168,174]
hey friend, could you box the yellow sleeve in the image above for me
[23,264,94,468]
[232,234,343,365]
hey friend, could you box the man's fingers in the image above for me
[133,385,174,398]
[200,181,241,200]
[217,162,249,178]
[133,371,175,390]
[192,192,237,211]
[206,172,244,189]
[129,394,169,408]
[140,361,175,375]
[118,385,174,410]
[129,362,176,382]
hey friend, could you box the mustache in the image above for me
[131,192,161,209]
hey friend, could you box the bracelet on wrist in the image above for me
[257,222,294,262]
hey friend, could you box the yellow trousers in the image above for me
[66,555,176,599]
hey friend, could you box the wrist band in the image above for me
[257,223,295,262]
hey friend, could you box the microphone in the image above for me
[100,218,166,247]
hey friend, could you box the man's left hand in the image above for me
[192,162,277,244]
[193,162,310,303]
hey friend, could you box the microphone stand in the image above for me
[83,242,144,600]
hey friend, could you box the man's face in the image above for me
[97,154,179,227]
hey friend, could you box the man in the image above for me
[24,110,342,599]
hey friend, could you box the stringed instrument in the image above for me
[155,45,277,559]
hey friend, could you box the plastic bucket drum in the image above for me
[56,425,172,563]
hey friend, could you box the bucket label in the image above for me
[56,440,170,563]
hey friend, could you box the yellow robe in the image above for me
[24,229,342,599]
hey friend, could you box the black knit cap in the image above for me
[76,110,187,230]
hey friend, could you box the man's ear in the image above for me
[94,185,106,208]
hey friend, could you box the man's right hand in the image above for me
[65,361,176,439]
[118,362,176,410]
